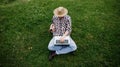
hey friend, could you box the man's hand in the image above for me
[48,29,53,35]
[49,24,55,33]
[60,37,65,43]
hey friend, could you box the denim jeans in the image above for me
[48,36,77,55]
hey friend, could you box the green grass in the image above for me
[0,0,120,67]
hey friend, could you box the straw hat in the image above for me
[53,7,68,17]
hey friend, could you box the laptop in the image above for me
[53,36,70,45]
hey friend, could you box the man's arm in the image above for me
[60,31,69,43]
[60,16,72,42]
[62,31,69,37]
[49,16,55,33]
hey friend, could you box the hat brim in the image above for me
[53,7,68,17]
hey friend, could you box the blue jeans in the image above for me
[48,36,77,55]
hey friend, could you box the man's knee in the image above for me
[72,45,77,51]
[48,45,54,51]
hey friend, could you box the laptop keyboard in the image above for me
[56,40,68,43]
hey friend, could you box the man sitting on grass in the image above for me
[48,7,77,61]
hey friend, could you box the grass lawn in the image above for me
[0,0,120,67]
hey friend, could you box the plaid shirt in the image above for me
[52,15,72,36]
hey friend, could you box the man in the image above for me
[48,7,77,61]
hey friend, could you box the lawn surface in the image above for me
[0,0,120,67]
